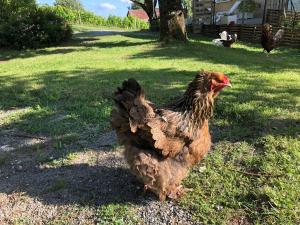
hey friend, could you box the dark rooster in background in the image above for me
[111,71,231,200]
[261,23,284,53]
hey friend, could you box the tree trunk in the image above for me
[158,0,188,42]
[131,0,158,31]
[146,0,159,31]
[78,10,82,24]
[149,19,159,31]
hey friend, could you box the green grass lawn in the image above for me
[0,28,299,224]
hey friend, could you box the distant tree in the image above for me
[55,0,83,23]
[183,0,192,18]
[54,0,84,11]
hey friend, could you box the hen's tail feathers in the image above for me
[113,78,144,111]
[273,29,284,45]
[112,79,155,134]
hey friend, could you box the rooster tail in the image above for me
[273,29,284,45]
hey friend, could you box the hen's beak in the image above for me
[222,75,232,88]
[223,78,232,88]
[225,82,232,88]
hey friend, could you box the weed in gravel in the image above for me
[95,203,139,225]
[0,153,10,166]
[47,179,68,192]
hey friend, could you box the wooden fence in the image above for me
[194,24,300,47]
[267,9,300,27]
[192,8,300,47]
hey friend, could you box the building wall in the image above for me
[252,0,265,18]
[251,0,298,18]
[215,0,236,12]
[193,0,212,24]
[193,0,298,26]
[292,0,300,11]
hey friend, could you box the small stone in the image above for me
[16,165,23,171]
[199,166,206,173]
[216,205,223,211]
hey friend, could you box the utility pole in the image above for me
[262,0,268,24]
[212,0,216,25]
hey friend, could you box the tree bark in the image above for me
[158,0,188,42]
[131,0,159,31]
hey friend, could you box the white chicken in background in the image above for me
[212,31,238,48]
[219,31,228,41]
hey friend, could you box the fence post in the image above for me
[262,0,267,24]
[239,24,242,40]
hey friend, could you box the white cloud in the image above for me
[120,0,131,3]
[99,3,117,10]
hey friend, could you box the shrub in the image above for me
[0,6,72,49]
[0,0,36,22]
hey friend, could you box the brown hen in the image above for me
[111,71,231,200]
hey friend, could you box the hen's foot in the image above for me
[144,184,149,193]
[168,185,193,200]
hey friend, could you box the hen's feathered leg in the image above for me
[168,185,193,200]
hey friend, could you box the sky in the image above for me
[37,0,132,17]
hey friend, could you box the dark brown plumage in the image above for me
[111,71,231,200]
[261,23,284,53]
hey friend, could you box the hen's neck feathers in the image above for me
[169,74,214,130]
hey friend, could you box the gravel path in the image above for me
[0,109,199,224]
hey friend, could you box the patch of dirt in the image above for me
[0,129,47,152]
[0,193,94,225]
[228,214,252,225]
[0,108,30,123]
[0,127,198,224]
[0,108,49,153]
[137,200,202,225]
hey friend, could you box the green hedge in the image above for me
[0,4,72,49]
[46,5,149,30]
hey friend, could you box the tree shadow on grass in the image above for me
[0,48,79,61]
[130,40,299,73]
[1,67,299,150]
[0,31,157,61]
[0,64,299,208]
[74,30,158,39]
[1,28,298,69]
